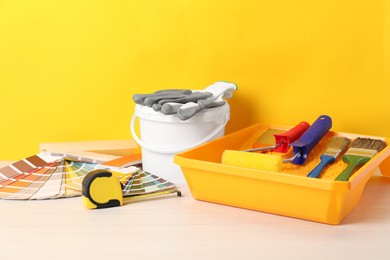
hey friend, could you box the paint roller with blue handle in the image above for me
[222,115,332,172]
[286,115,332,164]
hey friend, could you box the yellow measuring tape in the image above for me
[82,169,181,209]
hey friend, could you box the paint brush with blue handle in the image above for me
[307,136,351,178]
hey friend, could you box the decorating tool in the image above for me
[243,121,310,153]
[335,138,387,181]
[307,136,351,178]
[82,169,181,209]
[222,150,283,172]
[286,115,332,164]
[221,115,332,172]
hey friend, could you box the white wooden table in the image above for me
[1,150,390,259]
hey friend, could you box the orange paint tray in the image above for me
[174,124,390,224]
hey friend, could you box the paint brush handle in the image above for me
[273,122,310,153]
[307,155,335,178]
[335,155,371,181]
[290,115,332,165]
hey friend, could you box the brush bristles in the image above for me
[351,138,386,151]
[346,137,387,158]
[323,137,351,158]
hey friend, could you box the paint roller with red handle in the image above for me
[243,122,310,153]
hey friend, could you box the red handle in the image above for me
[273,121,310,153]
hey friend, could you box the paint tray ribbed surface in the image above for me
[174,124,390,225]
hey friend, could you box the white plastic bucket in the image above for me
[130,103,230,185]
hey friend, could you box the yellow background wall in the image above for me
[0,0,389,159]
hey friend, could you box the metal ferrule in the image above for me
[347,148,378,158]
[323,147,342,159]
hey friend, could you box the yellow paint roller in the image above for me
[222,150,284,172]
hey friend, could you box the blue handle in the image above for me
[290,115,332,165]
[307,155,335,178]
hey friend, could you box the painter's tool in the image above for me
[285,115,332,164]
[82,169,181,209]
[82,169,123,209]
[222,150,284,172]
[335,138,387,181]
[307,136,351,178]
[222,115,332,172]
[243,121,310,153]
[177,81,237,120]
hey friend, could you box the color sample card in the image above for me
[0,154,61,182]
[0,161,61,199]
[120,170,176,197]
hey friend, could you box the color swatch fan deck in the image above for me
[0,153,176,200]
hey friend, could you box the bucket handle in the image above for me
[130,113,229,154]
